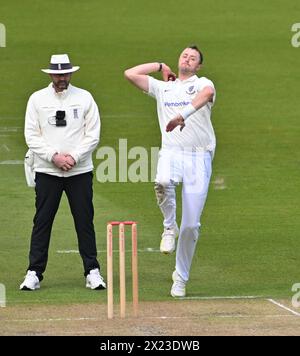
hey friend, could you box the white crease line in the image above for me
[5,314,294,324]
[9,295,266,306]
[179,295,263,300]
[0,160,23,165]
[57,248,160,254]
[0,117,22,120]
[214,314,295,319]
[57,250,79,254]
[267,299,300,317]
[0,127,22,132]
[147,314,294,319]
[8,317,99,323]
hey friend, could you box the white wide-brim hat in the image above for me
[41,54,80,74]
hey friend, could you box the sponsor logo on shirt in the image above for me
[164,101,190,107]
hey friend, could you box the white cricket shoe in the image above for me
[171,270,186,297]
[20,270,40,291]
[86,268,106,290]
[160,226,178,254]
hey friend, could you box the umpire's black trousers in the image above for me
[28,171,100,279]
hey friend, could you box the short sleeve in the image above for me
[197,77,216,104]
[148,76,163,99]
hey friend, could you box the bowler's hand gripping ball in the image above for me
[168,74,176,81]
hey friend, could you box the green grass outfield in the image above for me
[1,0,300,307]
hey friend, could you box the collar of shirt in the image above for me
[175,74,198,84]
[48,82,72,99]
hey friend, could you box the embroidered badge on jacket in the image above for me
[186,86,196,95]
[73,108,79,119]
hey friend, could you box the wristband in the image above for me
[180,103,196,121]
[158,63,163,72]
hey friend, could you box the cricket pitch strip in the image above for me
[1,298,300,336]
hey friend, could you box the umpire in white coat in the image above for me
[20,54,106,291]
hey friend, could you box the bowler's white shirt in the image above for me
[25,83,100,177]
[148,75,216,152]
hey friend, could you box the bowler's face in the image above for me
[178,48,201,75]
[50,73,72,92]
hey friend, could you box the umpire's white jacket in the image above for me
[25,83,100,177]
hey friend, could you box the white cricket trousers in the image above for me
[155,148,212,282]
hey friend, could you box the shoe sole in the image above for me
[20,285,40,291]
[160,241,176,254]
[171,290,186,298]
[160,249,174,255]
[93,284,106,290]
[86,283,106,290]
